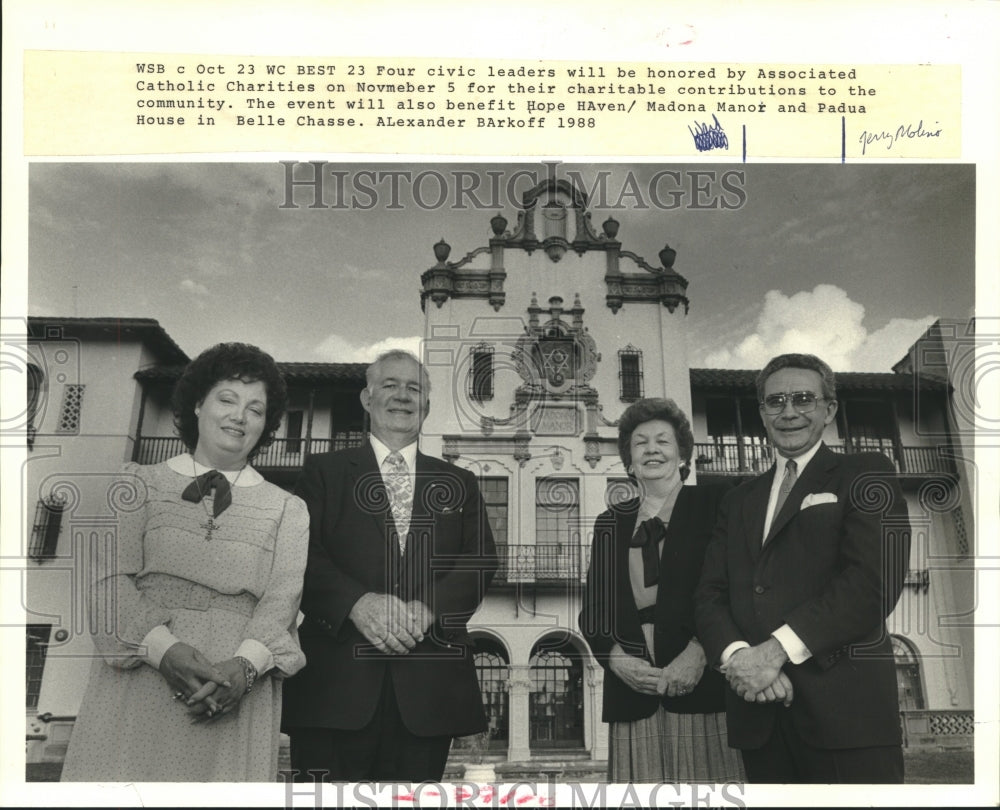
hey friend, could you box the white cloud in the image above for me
[179,279,209,296]
[312,334,424,363]
[854,315,937,372]
[702,284,936,372]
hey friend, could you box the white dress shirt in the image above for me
[369,434,418,507]
[721,441,825,667]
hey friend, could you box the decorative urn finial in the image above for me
[433,238,451,264]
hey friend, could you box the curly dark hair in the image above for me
[617,397,695,481]
[171,342,287,459]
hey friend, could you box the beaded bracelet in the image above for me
[235,656,258,694]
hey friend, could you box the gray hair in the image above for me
[756,353,837,402]
[365,349,431,394]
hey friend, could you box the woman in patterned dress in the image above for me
[62,343,309,782]
[579,398,747,783]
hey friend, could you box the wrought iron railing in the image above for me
[137,435,955,477]
[692,442,773,475]
[901,445,955,474]
[134,432,365,467]
[693,441,954,475]
[493,542,590,584]
[134,436,185,464]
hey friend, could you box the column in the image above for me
[586,663,608,760]
[507,666,532,762]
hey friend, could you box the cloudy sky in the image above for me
[28,162,974,372]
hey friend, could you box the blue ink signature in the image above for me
[689,114,729,152]
[859,120,943,155]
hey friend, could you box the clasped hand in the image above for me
[608,641,706,698]
[658,639,706,697]
[721,639,794,706]
[159,643,248,723]
[350,592,433,655]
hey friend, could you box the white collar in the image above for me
[774,440,823,479]
[166,453,263,486]
[369,434,418,470]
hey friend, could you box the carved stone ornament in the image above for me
[512,295,600,402]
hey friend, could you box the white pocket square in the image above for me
[801,493,838,509]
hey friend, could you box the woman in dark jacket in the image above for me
[579,398,745,782]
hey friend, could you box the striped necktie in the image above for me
[773,458,798,519]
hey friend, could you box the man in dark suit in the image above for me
[283,349,497,782]
[695,353,910,783]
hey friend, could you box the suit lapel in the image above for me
[763,443,839,546]
[659,486,692,559]
[613,500,641,625]
[351,442,396,546]
[402,452,433,567]
[743,471,773,563]
[653,486,690,604]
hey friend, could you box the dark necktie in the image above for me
[629,516,667,588]
[181,470,233,517]
[773,458,798,518]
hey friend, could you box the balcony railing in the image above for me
[137,436,956,477]
[693,442,773,475]
[135,436,185,465]
[494,542,590,585]
[901,445,956,474]
[693,441,954,476]
[251,434,365,467]
[134,433,365,467]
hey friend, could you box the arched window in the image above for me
[529,639,584,749]
[892,635,925,710]
[472,638,509,750]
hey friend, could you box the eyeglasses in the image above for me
[761,391,826,415]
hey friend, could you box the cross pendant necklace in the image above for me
[200,517,220,541]
[190,457,245,541]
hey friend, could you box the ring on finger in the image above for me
[172,691,185,700]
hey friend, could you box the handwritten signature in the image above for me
[689,114,729,152]
[859,120,943,155]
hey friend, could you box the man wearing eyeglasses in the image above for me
[695,353,909,783]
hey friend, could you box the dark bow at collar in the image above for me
[629,516,667,588]
[181,470,232,517]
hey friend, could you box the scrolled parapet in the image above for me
[420,245,500,311]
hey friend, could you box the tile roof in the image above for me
[690,368,949,392]
[27,316,189,365]
[135,361,368,383]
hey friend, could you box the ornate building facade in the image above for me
[20,181,974,773]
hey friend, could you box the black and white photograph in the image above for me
[3,1,998,807]
[18,161,977,791]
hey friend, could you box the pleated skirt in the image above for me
[608,708,745,783]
